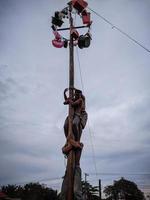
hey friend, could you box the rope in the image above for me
[76,47,98,179]
[76,47,85,92]
[88,7,150,53]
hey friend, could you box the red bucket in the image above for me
[72,0,88,13]
[82,10,91,24]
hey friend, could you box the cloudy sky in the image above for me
[0,0,150,191]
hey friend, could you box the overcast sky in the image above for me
[0,0,150,191]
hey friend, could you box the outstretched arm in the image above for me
[64,88,68,100]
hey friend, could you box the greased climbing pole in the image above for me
[51,1,92,199]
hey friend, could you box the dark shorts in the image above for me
[81,111,88,129]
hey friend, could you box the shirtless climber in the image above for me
[62,88,88,166]
[60,88,88,200]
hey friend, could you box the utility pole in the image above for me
[85,173,89,183]
[85,173,89,200]
[99,179,101,200]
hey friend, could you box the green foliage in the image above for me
[103,177,145,200]
[1,182,58,200]
[1,184,21,198]
[82,180,99,200]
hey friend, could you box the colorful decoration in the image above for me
[52,12,64,27]
[51,0,92,49]
[78,33,91,49]
[52,31,64,48]
[82,10,91,24]
[72,0,88,13]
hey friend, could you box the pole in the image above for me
[85,173,89,200]
[99,179,101,200]
[57,25,89,31]
[51,2,92,199]
[66,3,75,200]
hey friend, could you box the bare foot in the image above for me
[62,143,72,155]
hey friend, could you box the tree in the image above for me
[1,182,58,200]
[82,180,99,200]
[103,177,145,200]
[1,184,20,198]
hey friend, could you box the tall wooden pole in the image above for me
[66,3,75,200]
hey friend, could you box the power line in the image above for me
[89,173,150,176]
[87,122,98,178]
[76,47,85,92]
[36,177,62,182]
[0,177,62,186]
[88,7,150,53]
